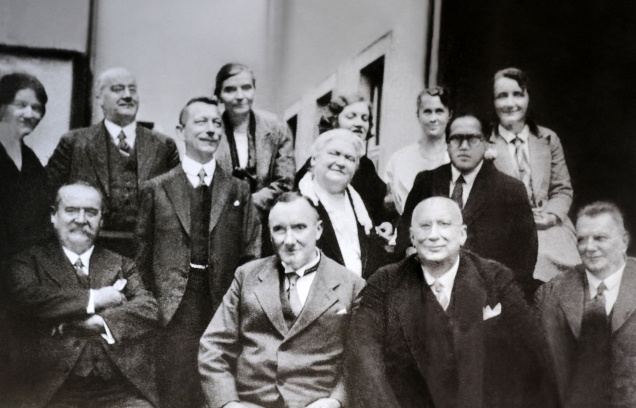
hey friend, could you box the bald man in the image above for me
[47,67,180,258]
[346,197,556,408]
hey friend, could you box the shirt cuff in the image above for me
[93,314,116,345]
[87,289,95,314]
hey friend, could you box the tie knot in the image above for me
[117,131,126,142]
[433,280,443,293]
[597,282,607,297]
[286,272,299,285]
[197,168,207,185]
[74,258,84,269]
[456,175,465,185]
[514,136,524,145]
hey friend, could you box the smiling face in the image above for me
[311,137,359,193]
[98,69,139,127]
[0,88,45,139]
[218,70,255,116]
[417,94,451,139]
[410,197,467,271]
[576,213,628,279]
[447,116,486,174]
[269,198,323,270]
[51,184,103,254]
[178,101,223,164]
[494,76,529,129]
[337,101,370,140]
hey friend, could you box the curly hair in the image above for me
[319,93,374,140]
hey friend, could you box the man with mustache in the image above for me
[396,114,539,300]
[136,97,261,408]
[6,182,159,407]
[199,192,365,408]
[47,67,180,258]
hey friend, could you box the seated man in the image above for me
[396,114,539,299]
[7,182,159,407]
[347,197,555,408]
[199,192,366,408]
[537,201,636,407]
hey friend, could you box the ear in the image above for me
[175,124,184,140]
[315,220,323,240]
[459,224,468,247]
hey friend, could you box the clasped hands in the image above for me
[533,211,558,230]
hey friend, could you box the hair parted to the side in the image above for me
[52,181,106,213]
[271,191,321,222]
[178,96,219,126]
[319,93,374,139]
[577,201,627,232]
[214,63,255,97]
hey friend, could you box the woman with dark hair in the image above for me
[384,87,451,215]
[213,63,295,214]
[0,72,51,260]
[489,67,579,282]
[295,93,389,228]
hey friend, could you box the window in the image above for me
[359,56,384,146]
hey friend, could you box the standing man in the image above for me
[7,182,159,407]
[136,97,261,408]
[47,67,180,258]
[537,201,636,407]
[348,197,554,408]
[396,114,539,299]
[199,192,365,408]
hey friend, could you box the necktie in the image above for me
[117,130,131,155]
[197,168,207,187]
[74,258,89,288]
[513,137,534,203]
[451,175,465,209]
[567,282,611,406]
[432,279,450,311]
[286,272,303,317]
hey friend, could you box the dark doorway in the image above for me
[439,0,636,252]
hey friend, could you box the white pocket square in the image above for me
[336,308,348,315]
[233,200,240,206]
[483,303,502,320]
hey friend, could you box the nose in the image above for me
[581,237,597,253]
[283,229,295,245]
[236,88,244,100]
[75,209,87,224]
[122,87,132,98]
[458,138,471,149]
[334,154,347,166]
[427,223,441,240]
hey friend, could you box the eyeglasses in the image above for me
[448,134,484,148]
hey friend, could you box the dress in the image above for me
[490,125,580,282]
[383,142,449,214]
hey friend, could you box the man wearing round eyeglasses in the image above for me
[397,114,539,301]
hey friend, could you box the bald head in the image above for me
[410,197,467,275]
[96,67,139,126]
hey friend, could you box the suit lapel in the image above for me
[527,133,549,198]
[42,243,82,289]
[253,113,273,182]
[461,162,489,228]
[88,247,123,289]
[208,168,232,233]
[163,169,191,236]
[285,258,339,340]
[136,127,159,184]
[88,123,111,195]
[317,204,345,265]
[611,258,636,333]
[396,258,429,377]
[254,259,288,337]
[558,266,586,338]
[431,165,451,196]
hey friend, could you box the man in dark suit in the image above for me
[7,182,159,407]
[537,201,636,407]
[396,114,539,299]
[46,67,180,258]
[136,97,261,408]
[199,192,365,408]
[347,197,554,408]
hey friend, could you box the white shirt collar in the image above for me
[62,246,95,275]
[422,255,460,296]
[104,119,137,147]
[182,155,216,187]
[498,124,530,144]
[451,159,483,185]
[586,262,626,295]
[283,249,321,277]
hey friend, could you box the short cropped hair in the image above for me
[446,113,489,142]
[52,181,105,213]
[214,63,255,97]
[577,201,626,232]
[416,86,452,113]
[178,96,219,126]
[319,93,374,139]
[310,128,365,161]
[270,191,320,223]
[0,72,48,115]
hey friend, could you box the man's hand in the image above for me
[305,398,341,408]
[73,314,106,335]
[93,285,126,310]
[376,222,395,242]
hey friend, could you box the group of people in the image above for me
[0,60,633,408]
